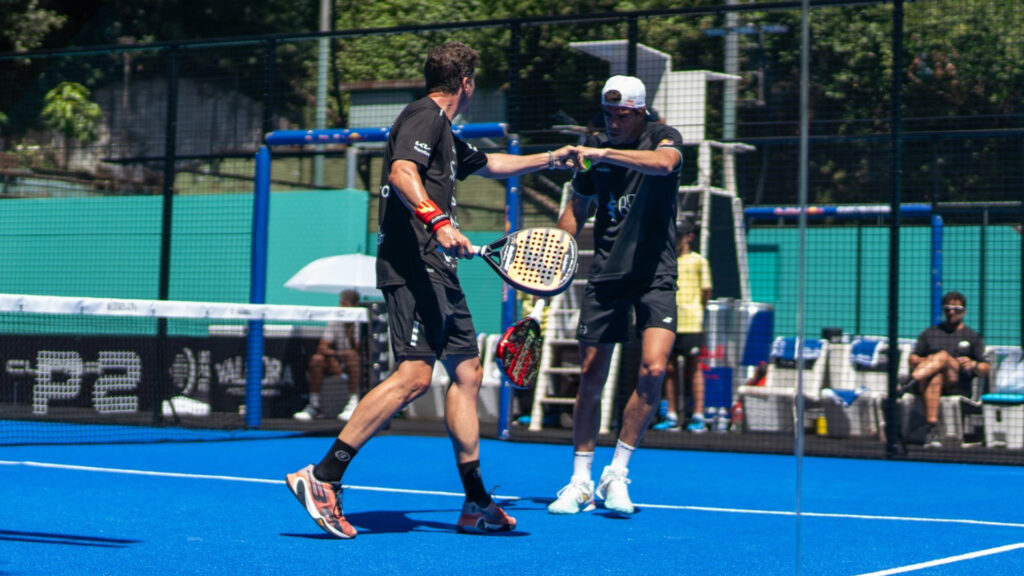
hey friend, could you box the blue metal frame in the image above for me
[745,202,944,331]
[497,135,522,440]
[246,145,271,428]
[264,122,507,147]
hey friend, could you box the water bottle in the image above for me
[729,401,744,433]
[714,406,730,433]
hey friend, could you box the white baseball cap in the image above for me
[601,75,646,109]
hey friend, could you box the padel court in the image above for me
[3,429,1024,575]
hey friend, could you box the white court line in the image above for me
[854,542,1024,576]
[0,459,508,500]
[638,503,1024,530]
[5,459,1024,530]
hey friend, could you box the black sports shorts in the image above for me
[384,280,479,360]
[576,276,677,344]
[673,332,706,357]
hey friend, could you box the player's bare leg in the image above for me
[572,343,616,452]
[618,327,674,447]
[595,327,673,514]
[339,359,434,449]
[443,354,483,464]
[548,343,612,515]
[286,358,432,539]
[444,354,516,532]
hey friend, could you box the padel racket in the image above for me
[496,299,546,390]
[471,227,578,297]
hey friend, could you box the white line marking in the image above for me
[637,503,1024,529]
[4,459,1024,530]
[854,542,1024,576]
[0,460,516,500]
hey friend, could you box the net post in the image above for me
[246,146,272,428]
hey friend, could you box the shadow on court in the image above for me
[282,509,530,537]
[519,495,643,520]
[0,529,139,548]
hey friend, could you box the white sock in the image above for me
[309,393,321,408]
[610,439,635,471]
[572,451,594,481]
[665,411,679,421]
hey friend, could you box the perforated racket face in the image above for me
[497,318,542,390]
[498,228,577,296]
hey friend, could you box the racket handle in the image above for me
[529,298,546,320]
[437,244,483,258]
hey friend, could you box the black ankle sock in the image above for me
[314,438,358,482]
[458,460,492,508]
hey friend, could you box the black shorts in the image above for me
[384,281,479,361]
[673,332,706,357]
[577,277,677,344]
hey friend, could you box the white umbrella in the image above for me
[284,253,382,298]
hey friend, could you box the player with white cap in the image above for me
[549,75,685,515]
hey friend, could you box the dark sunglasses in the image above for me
[943,305,965,313]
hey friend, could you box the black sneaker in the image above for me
[923,423,942,449]
[897,375,917,395]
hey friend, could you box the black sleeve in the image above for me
[650,123,685,162]
[455,136,488,179]
[391,107,443,169]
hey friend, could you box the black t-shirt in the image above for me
[571,122,684,286]
[914,323,986,362]
[376,97,488,289]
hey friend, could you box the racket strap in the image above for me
[413,198,451,232]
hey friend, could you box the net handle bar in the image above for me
[0,293,368,323]
[265,122,508,147]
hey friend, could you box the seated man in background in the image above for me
[906,290,989,448]
[294,289,363,421]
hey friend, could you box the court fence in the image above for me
[0,1,1022,464]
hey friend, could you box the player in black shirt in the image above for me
[907,290,990,447]
[287,41,579,538]
[548,76,684,515]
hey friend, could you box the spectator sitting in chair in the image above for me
[906,290,989,448]
[294,289,363,421]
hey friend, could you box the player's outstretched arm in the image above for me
[476,145,580,178]
[581,145,680,176]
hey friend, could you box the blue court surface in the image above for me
[2,432,1024,575]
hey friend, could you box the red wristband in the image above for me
[414,199,451,232]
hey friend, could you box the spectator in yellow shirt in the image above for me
[655,220,712,432]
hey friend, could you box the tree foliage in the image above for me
[3,1,1021,203]
[40,81,102,166]
[0,0,67,52]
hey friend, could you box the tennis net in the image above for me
[0,293,370,445]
